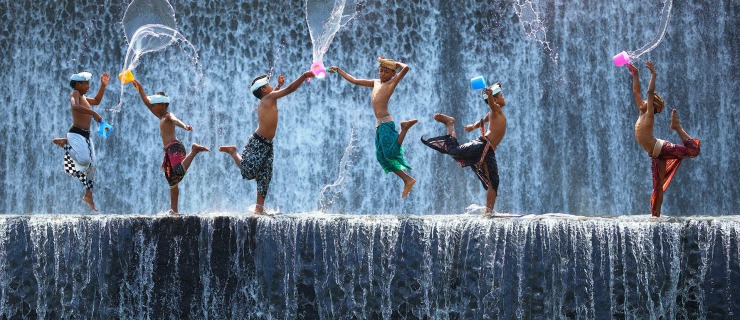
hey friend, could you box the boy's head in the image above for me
[69,72,92,94]
[147,92,171,110]
[377,57,397,82]
[251,75,272,99]
[651,92,664,114]
[482,82,506,107]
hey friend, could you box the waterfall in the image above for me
[0,0,737,214]
[0,214,737,318]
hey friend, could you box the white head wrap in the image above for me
[482,83,502,99]
[250,77,270,92]
[70,72,92,82]
[147,94,171,104]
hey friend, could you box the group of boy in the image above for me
[54,57,697,216]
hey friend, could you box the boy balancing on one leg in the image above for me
[52,71,111,211]
[627,61,700,217]
[219,72,311,214]
[329,57,417,198]
[421,83,507,216]
[131,80,210,214]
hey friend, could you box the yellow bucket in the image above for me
[118,69,135,84]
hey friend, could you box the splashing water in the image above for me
[628,0,673,60]
[305,0,360,63]
[114,0,199,111]
[513,0,558,63]
[319,120,361,211]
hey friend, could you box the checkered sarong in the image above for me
[64,144,94,190]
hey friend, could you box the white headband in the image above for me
[147,94,171,104]
[482,83,502,98]
[70,72,92,81]
[250,77,269,92]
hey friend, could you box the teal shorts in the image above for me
[375,121,412,173]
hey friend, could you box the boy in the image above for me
[627,61,700,217]
[218,72,311,214]
[131,80,210,214]
[329,57,417,198]
[421,83,507,216]
[52,71,110,211]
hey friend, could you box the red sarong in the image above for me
[162,140,187,188]
[650,138,700,216]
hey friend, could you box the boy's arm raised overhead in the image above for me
[70,91,102,122]
[390,61,410,84]
[85,72,110,106]
[644,60,657,113]
[265,70,315,100]
[328,66,374,87]
[131,80,157,116]
[627,64,645,112]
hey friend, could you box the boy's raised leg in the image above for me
[433,113,456,137]
[219,145,242,167]
[53,138,68,147]
[397,119,418,145]
[182,143,210,171]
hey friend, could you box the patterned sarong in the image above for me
[375,121,412,173]
[650,138,700,216]
[239,133,274,198]
[162,140,187,188]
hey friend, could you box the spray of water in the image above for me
[513,0,559,63]
[628,0,673,60]
[305,0,361,62]
[113,0,199,112]
[319,120,361,211]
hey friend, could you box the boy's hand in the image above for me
[93,112,102,123]
[303,70,315,79]
[131,80,142,92]
[277,75,285,87]
[184,125,193,131]
[627,63,638,75]
[100,72,110,86]
[646,60,656,74]
[464,124,475,133]
[483,87,493,97]
[328,66,339,73]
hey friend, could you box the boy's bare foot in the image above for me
[167,209,179,215]
[401,177,416,198]
[669,109,682,131]
[218,145,237,154]
[400,119,418,130]
[82,195,98,212]
[52,138,67,147]
[433,113,455,125]
[252,204,266,215]
[192,143,211,153]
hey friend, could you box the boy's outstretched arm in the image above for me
[165,113,193,131]
[267,70,315,100]
[131,80,157,116]
[328,66,374,87]
[627,64,644,111]
[86,73,110,105]
[274,75,285,90]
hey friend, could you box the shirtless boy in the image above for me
[52,71,110,211]
[627,61,700,216]
[329,57,417,198]
[131,80,210,214]
[422,83,507,215]
[219,72,312,214]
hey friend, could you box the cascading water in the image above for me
[0,0,738,318]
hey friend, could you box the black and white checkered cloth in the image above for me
[63,144,93,189]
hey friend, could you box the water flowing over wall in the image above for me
[0,1,737,215]
[0,214,737,318]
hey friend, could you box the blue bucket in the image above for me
[97,121,113,138]
[470,76,487,90]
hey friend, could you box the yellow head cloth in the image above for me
[378,57,397,71]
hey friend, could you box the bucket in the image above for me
[470,76,487,90]
[118,69,135,84]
